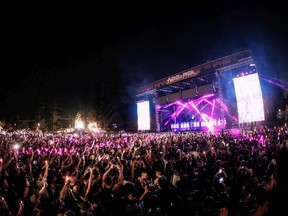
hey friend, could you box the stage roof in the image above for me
[136,50,255,99]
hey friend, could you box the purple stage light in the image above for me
[159,93,231,132]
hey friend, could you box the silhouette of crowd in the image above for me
[0,124,288,216]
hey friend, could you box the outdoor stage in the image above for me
[136,50,265,132]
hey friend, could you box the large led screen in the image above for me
[137,100,150,130]
[233,73,265,124]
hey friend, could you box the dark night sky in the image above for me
[2,2,288,126]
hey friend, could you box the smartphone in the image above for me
[219,177,224,183]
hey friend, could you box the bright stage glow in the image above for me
[87,122,100,133]
[75,119,84,129]
[137,100,150,131]
[233,73,265,124]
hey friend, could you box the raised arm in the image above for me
[22,178,31,200]
[137,185,149,204]
[16,200,25,216]
[65,154,75,170]
[38,182,48,199]
[59,176,69,201]
[43,160,49,180]
[29,151,36,164]
[84,168,94,200]
[71,156,82,178]
[0,196,12,215]
[102,163,114,188]
[112,164,124,192]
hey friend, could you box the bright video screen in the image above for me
[137,100,150,130]
[233,73,265,124]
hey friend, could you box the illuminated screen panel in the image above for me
[233,73,265,124]
[137,100,150,130]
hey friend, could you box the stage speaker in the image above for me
[167,92,181,103]
[197,84,214,96]
[182,88,197,100]
[155,96,167,105]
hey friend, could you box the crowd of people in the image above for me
[0,124,288,216]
